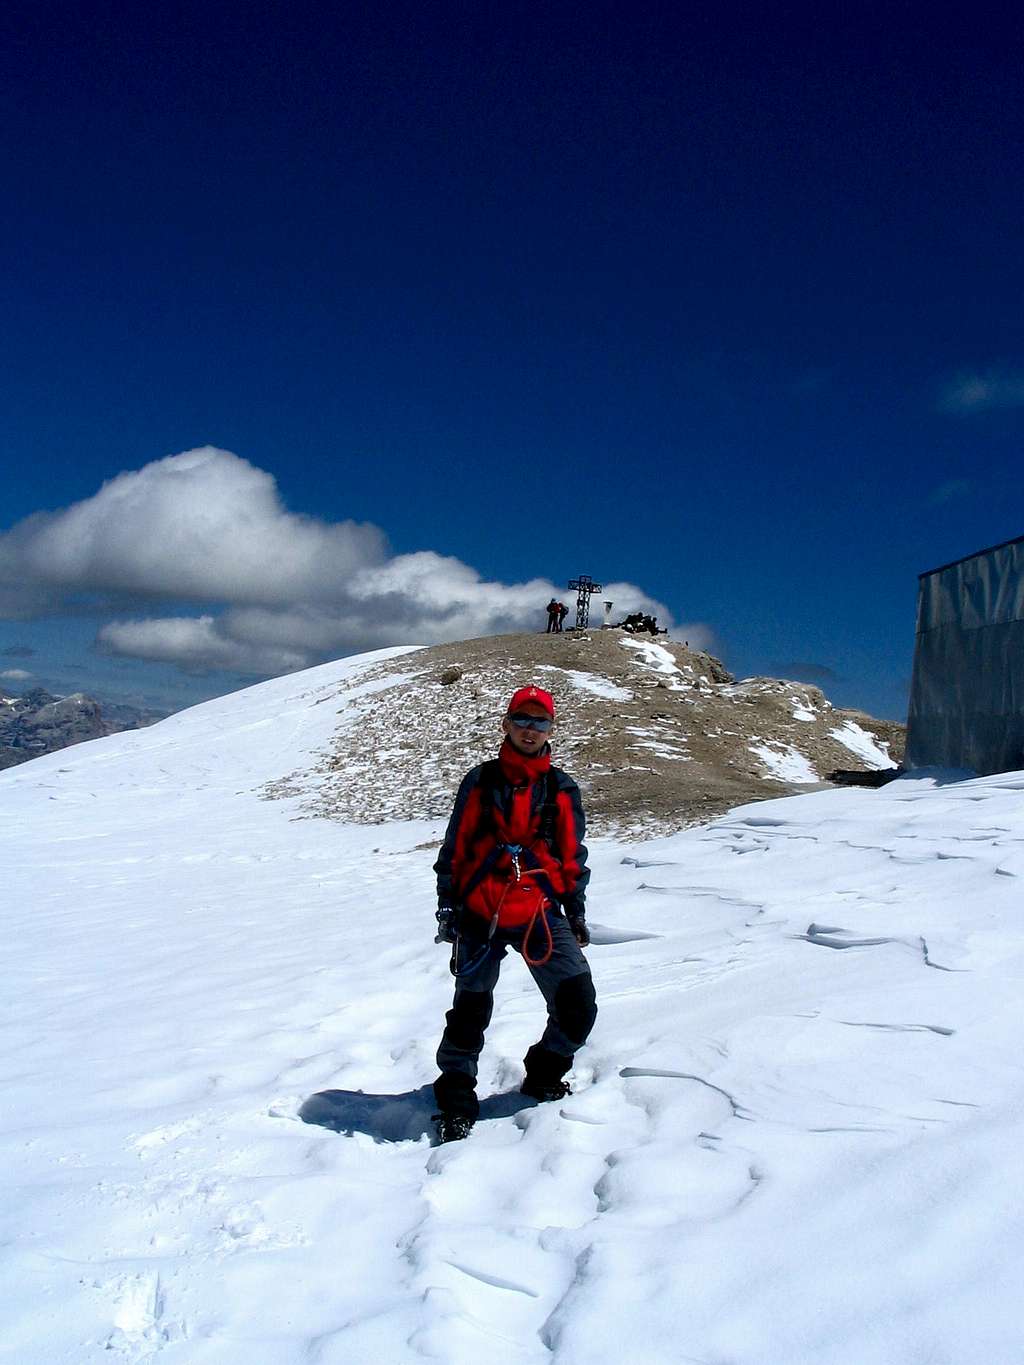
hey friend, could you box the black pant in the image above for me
[434,912,597,1119]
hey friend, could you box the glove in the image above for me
[435,905,459,944]
[567,910,590,947]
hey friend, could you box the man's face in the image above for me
[502,701,554,756]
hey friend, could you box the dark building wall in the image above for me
[906,536,1024,775]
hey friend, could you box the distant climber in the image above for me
[545,599,560,633]
[557,601,569,632]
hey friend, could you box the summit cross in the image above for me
[567,575,603,630]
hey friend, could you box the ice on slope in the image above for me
[748,740,820,783]
[619,635,695,688]
[2,648,1023,1365]
[536,664,634,702]
[831,718,895,767]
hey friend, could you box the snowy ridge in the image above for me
[2,651,1020,1363]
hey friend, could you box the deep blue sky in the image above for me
[2,2,1022,720]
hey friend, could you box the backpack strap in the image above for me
[477,758,504,797]
[538,767,560,845]
[455,760,507,904]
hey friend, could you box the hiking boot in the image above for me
[521,1043,573,1101]
[434,1112,475,1143]
[520,1077,571,1102]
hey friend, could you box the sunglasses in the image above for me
[508,713,553,732]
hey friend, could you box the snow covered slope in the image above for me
[2,650,1022,1364]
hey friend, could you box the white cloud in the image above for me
[939,369,1024,414]
[0,668,32,681]
[96,616,311,675]
[3,447,683,677]
[0,447,387,606]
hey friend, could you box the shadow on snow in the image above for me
[299,1084,536,1144]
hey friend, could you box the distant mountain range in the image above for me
[0,687,164,770]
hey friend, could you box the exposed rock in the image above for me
[0,689,161,770]
[438,665,463,685]
[264,630,905,838]
[829,767,902,788]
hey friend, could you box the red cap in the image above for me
[507,685,555,718]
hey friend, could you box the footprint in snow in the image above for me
[101,1271,177,1354]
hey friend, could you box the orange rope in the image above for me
[492,860,554,968]
[521,906,554,967]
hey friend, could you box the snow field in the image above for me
[3,652,1024,1363]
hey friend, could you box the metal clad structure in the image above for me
[906,534,1024,774]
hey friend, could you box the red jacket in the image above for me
[434,740,589,929]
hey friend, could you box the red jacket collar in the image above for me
[498,738,551,786]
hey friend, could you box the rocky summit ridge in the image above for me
[265,630,904,837]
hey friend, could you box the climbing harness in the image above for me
[503,842,554,968]
[451,845,554,975]
[448,762,563,976]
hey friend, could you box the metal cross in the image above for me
[567,575,604,630]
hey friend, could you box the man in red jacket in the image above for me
[432,685,597,1142]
